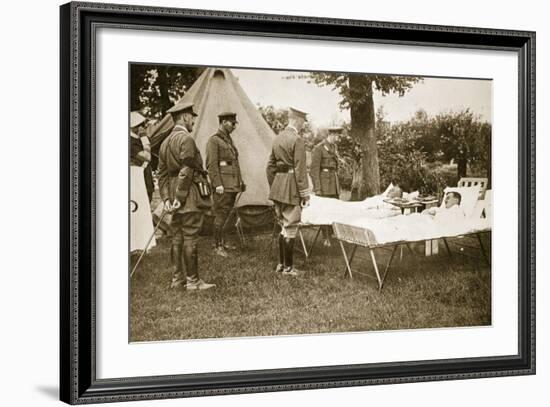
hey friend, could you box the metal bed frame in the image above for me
[332,222,491,290]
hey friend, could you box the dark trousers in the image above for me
[212,192,238,228]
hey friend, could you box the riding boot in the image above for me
[170,243,185,288]
[275,234,285,272]
[184,238,215,291]
[213,225,221,247]
[283,237,298,276]
[183,238,199,282]
[213,225,228,257]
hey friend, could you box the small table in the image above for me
[383,198,423,214]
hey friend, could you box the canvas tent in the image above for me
[147,68,276,226]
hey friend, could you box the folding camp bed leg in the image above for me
[306,226,322,261]
[235,216,246,247]
[443,238,453,260]
[476,233,491,266]
[368,248,383,291]
[299,228,309,259]
[339,241,354,279]
[442,238,455,273]
[381,245,398,286]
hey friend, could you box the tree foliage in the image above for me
[309,72,422,199]
[309,73,421,108]
[432,109,491,180]
[130,65,205,118]
[257,104,314,141]
[257,104,289,134]
[334,107,492,196]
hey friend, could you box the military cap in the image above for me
[289,106,308,121]
[218,111,238,123]
[166,101,198,116]
[130,111,147,128]
[328,126,344,134]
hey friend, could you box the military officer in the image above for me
[206,112,245,257]
[310,126,342,246]
[266,107,311,276]
[157,102,216,291]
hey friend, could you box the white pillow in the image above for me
[382,183,394,197]
[442,185,481,219]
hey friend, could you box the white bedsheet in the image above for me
[344,212,491,245]
[301,194,401,225]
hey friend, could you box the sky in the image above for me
[232,68,492,128]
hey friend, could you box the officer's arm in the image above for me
[310,146,321,194]
[266,149,277,186]
[174,137,198,202]
[206,138,222,187]
[178,137,197,169]
[294,138,311,199]
[157,158,170,203]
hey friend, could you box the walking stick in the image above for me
[221,191,245,245]
[130,208,168,278]
[221,191,243,232]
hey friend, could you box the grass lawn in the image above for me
[130,229,491,342]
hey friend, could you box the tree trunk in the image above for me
[457,157,468,179]
[349,75,380,200]
[156,66,172,117]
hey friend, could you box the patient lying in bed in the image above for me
[346,190,489,245]
[422,191,466,223]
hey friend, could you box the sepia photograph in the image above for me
[129,63,492,342]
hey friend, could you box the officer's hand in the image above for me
[215,185,224,195]
[300,197,310,208]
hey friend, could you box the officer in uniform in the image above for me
[266,107,311,276]
[157,102,216,291]
[310,126,342,246]
[206,112,245,257]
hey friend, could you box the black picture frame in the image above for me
[60,1,536,404]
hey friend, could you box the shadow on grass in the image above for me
[130,230,491,342]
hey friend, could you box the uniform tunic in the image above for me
[266,126,310,205]
[266,126,310,237]
[310,141,339,198]
[157,125,212,215]
[205,129,243,193]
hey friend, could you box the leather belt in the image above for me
[277,169,295,174]
[219,160,233,166]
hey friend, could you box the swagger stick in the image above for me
[130,208,168,278]
[221,191,245,246]
[221,191,244,232]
